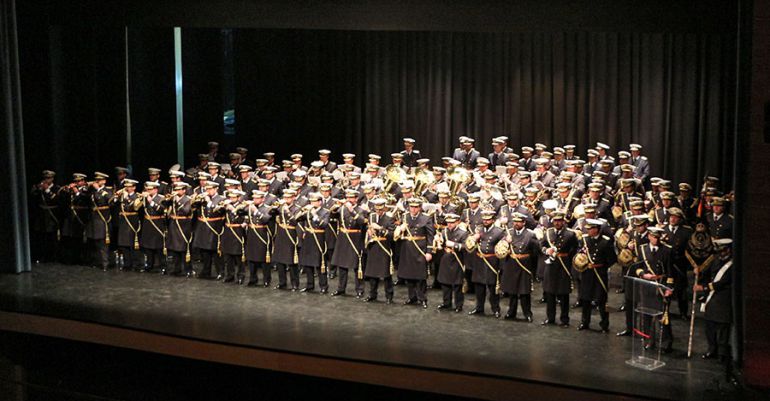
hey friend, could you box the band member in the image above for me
[163,182,194,277]
[331,189,368,297]
[664,207,694,318]
[298,193,331,292]
[452,137,480,169]
[245,190,274,287]
[400,138,421,168]
[147,168,169,195]
[706,197,733,239]
[139,182,166,272]
[633,227,674,352]
[86,172,113,271]
[113,179,142,270]
[501,213,540,321]
[396,198,435,308]
[541,212,578,327]
[222,189,248,284]
[468,209,505,318]
[207,162,226,193]
[31,170,60,263]
[192,181,225,280]
[577,219,616,332]
[695,238,735,382]
[489,138,509,168]
[59,173,90,264]
[436,213,468,312]
[273,190,302,291]
[363,198,396,303]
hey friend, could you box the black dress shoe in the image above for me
[223,277,234,283]
[273,284,286,290]
[494,311,501,319]
[616,329,632,337]
[468,308,484,315]
[403,298,418,305]
[421,301,428,309]
[356,292,364,299]
[328,273,336,279]
[216,274,224,280]
[331,290,344,296]
[577,323,588,331]
[300,287,312,293]
[644,343,654,351]
[237,278,244,285]
[541,319,555,326]
[436,304,451,310]
[263,282,271,288]
[504,312,516,320]
[454,306,463,313]
[291,287,299,292]
[702,352,716,359]
[320,288,329,294]
[525,315,533,323]
[618,303,626,312]
[363,296,375,302]
[386,298,393,305]
[600,328,610,334]
[572,302,582,309]
[615,288,625,294]
[538,297,546,304]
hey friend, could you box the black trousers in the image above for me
[198,249,222,278]
[581,300,609,330]
[143,248,164,271]
[673,271,689,316]
[705,320,730,358]
[168,250,192,274]
[508,294,532,318]
[405,279,427,302]
[118,246,139,269]
[464,269,475,294]
[277,263,300,289]
[336,266,365,294]
[474,283,500,313]
[441,284,463,308]
[224,254,244,281]
[640,312,673,349]
[367,277,394,300]
[90,239,109,269]
[545,292,570,324]
[303,265,328,290]
[247,261,271,285]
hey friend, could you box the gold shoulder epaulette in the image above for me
[602,235,610,240]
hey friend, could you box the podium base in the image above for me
[626,356,666,371]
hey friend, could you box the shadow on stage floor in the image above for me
[0,263,749,400]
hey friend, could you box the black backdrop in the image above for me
[223,30,736,187]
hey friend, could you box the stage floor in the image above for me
[0,263,730,400]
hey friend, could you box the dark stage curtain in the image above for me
[227,30,734,187]
[0,0,30,273]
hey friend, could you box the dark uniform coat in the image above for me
[222,204,247,255]
[115,192,142,248]
[364,212,396,279]
[31,184,61,234]
[192,194,225,251]
[579,234,617,302]
[164,195,193,253]
[331,205,367,269]
[541,227,579,295]
[245,203,274,263]
[86,186,113,240]
[140,194,167,250]
[272,203,301,265]
[436,227,468,285]
[701,257,733,323]
[470,225,505,285]
[60,187,90,239]
[706,212,733,239]
[397,213,435,280]
[298,207,330,267]
[500,228,539,294]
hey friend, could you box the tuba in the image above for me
[495,238,511,259]
[383,165,408,193]
[572,252,589,272]
[413,168,435,195]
